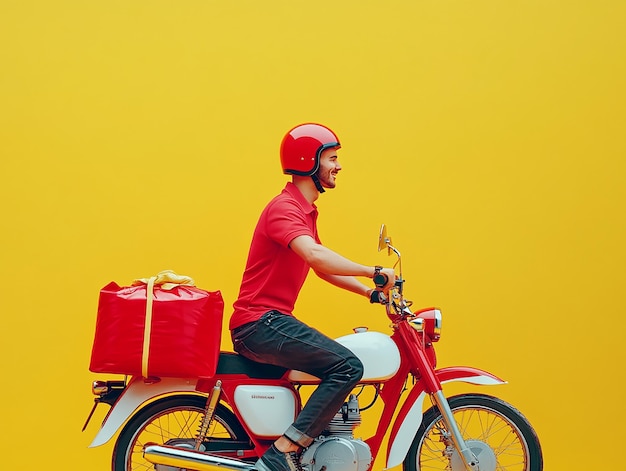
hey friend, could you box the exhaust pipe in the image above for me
[144,444,256,471]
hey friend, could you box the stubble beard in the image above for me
[318,170,337,190]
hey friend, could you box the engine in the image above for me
[300,395,372,471]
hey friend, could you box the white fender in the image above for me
[386,390,427,470]
[385,370,506,470]
[89,377,198,448]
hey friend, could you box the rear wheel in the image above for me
[112,395,250,471]
[404,394,542,471]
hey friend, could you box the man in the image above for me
[230,123,395,471]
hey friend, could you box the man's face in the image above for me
[317,147,342,189]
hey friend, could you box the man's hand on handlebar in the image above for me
[373,267,396,291]
[369,289,388,304]
[368,266,396,304]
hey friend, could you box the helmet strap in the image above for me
[311,174,325,193]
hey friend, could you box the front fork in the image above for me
[398,323,479,471]
[431,390,479,471]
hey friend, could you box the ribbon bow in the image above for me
[132,269,195,290]
[132,270,196,378]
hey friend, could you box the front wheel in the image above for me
[112,394,250,471]
[404,394,542,471]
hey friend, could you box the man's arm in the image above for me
[289,235,395,292]
[315,271,372,298]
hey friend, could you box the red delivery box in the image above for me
[90,271,224,378]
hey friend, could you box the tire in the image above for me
[112,395,250,471]
[404,393,543,471]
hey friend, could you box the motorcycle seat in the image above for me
[216,352,287,379]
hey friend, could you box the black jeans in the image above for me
[231,311,364,447]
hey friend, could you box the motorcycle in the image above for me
[84,225,543,471]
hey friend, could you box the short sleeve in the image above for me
[264,198,314,248]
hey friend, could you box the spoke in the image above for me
[493,429,522,455]
[479,415,510,441]
[174,410,197,437]
[477,410,491,438]
[456,408,474,437]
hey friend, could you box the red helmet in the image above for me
[280,123,341,176]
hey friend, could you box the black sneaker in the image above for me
[254,444,303,471]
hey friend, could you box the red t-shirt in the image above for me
[230,182,321,330]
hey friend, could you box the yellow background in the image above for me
[1,1,624,470]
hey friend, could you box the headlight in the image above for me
[409,308,442,342]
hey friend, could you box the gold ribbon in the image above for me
[132,270,196,378]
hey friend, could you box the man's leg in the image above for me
[232,311,364,470]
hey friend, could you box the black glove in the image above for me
[369,290,387,304]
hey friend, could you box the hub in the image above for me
[450,440,497,471]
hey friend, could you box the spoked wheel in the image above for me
[112,395,250,471]
[405,394,542,471]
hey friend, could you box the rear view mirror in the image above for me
[378,224,392,255]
